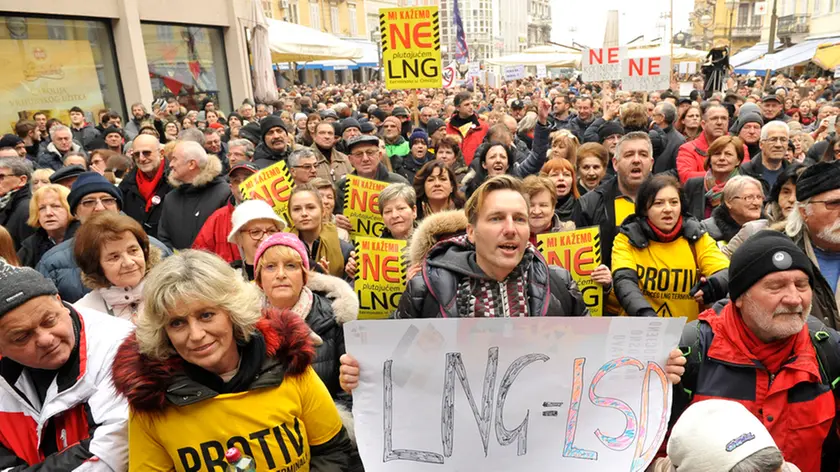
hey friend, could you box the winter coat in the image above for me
[612,215,730,320]
[111,309,357,472]
[701,203,744,245]
[123,116,149,141]
[118,167,172,239]
[37,141,84,171]
[252,142,293,169]
[566,114,594,144]
[395,152,434,185]
[191,199,240,263]
[157,155,232,250]
[683,176,710,220]
[0,185,33,250]
[17,220,80,268]
[654,125,687,175]
[311,144,353,184]
[740,152,788,195]
[396,210,589,319]
[384,137,410,163]
[445,113,489,165]
[334,163,409,214]
[70,123,100,151]
[0,304,133,471]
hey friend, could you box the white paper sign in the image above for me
[536,64,547,79]
[834,66,840,78]
[346,317,685,472]
[678,82,694,97]
[503,64,526,82]
[442,61,458,89]
[621,55,672,92]
[468,62,481,78]
[582,47,626,82]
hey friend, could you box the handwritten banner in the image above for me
[380,6,442,90]
[503,64,525,82]
[354,236,408,319]
[621,55,671,92]
[537,226,603,317]
[346,317,685,472]
[239,160,294,224]
[343,175,389,237]
[581,47,626,82]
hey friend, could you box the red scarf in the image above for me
[136,163,164,212]
[646,215,683,243]
[720,306,802,374]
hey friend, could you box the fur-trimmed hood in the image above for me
[306,271,359,325]
[408,209,468,266]
[81,245,162,290]
[111,308,315,413]
[169,153,223,189]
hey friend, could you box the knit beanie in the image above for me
[103,126,123,138]
[294,112,307,122]
[342,118,361,135]
[731,111,763,135]
[426,118,446,137]
[409,128,429,145]
[796,160,840,202]
[227,200,286,243]
[383,116,402,130]
[67,172,123,216]
[260,115,287,139]
[598,121,625,143]
[0,260,58,319]
[371,108,388,122]
[359,120,376,134]
[254,232,310,272]
[728,230,813,301]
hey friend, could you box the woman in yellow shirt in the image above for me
[111,250,357,472]
[612,175,730,321]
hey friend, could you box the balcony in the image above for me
[777,14,810,37]
[731,25,761,39]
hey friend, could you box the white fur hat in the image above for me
[227,199,286,243]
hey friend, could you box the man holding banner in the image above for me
[334,135,408,217]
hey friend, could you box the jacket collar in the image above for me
[618,214,706,248]
[408,209,468,266]
[305,272,359,325]
[170,154,223,189]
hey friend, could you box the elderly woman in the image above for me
[435,134,468,185]
[111,250,356,471]
[613,175,730,320]
[575,143,609,195]
[702,175,765,247]
[17,184,76,268]
[413,160,465,220]
[73,212,159,321]
[684,136,746,220]
[254,232,358,407]
[523,175,575,243]
[379,183,418,240]
[287,184,353,277]
[540,158,579,222]
[227,199,287,280]
[550,129,580,165]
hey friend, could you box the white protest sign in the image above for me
[582,47,626,82]
[621,55,672,92]
[442,61,458,89]
[503,64,525,82]
[536,64,547,79]
[834,66,840,78]
[678,82,694,97]
[468,62,481,78]
[346,317,685,472]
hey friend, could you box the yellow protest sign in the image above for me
[343,175,388,237]
[536,226,603,317]
[0,39,105,130]
[379,6,442,90]
[354,236,407,319]
[239,161,294,225]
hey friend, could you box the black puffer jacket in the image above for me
[252,142,292,169]
[17,220,80,268]
[0,185,33,250]
[118,167,172,238]
[701,204,743,244]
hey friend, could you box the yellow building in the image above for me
[689,0,763,54]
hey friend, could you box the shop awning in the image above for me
[730,42,780,68]
[813,41,840,70]
[486,45,580,67]
[267,19,363,63]
[297,39,379,70]
[735,36,840,72]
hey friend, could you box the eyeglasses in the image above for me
[79,197,118,209]
[731,195,764,203]
[293,164,317,171]
[0,173,14,180]
[810,199,840,211]
[351,149,379,159]
[762,137,788,144]
[245,227,279,241]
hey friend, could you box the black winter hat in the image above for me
[260,115,287,139]
[371,109,388,122]
[728,230,813,301]
[598,121,625,143]
[49,165,86,184]
[0,134,23,149]
[0,261,58,319]
[731,111,763,135]
[796,161,840,202]
[341,118,361,135]
[359,120,376,134]
[426,118,446,137]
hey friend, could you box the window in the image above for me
[834,0,840,12]
[814,0,821,14]
[310,3,321,30]
[348,6,358,36]
[330,6,339,33]
[262,0,274,18]
[156,24,174,41]
[289,4,299,23]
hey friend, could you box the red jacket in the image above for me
[445,114,488,166]
[676,133,750,183]
[192,201,240,263]
[671,305,838,472]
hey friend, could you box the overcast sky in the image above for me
[551,0,693,48]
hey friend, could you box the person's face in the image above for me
[710,143,740,175]
[684,108,701,128]
[166,101,179,115]
[99,231,145,289]
[381,198,416,239]
[133,138,162,175]
[32,175,51,192]
[105,133,122,149]
[614,139,653,191]
[289,191,323,232]
[205,102,216,113]
[0,167,25,196]
[604,134,621,156]
[424,167,452,202]
[457,99,474,118]
[256,105,268,119]
[577,99,593,121]
[238,219,281,262]
[164,123,178,137]
[726,184,764,223]
[528,190,554,234]
[64,155,87,169]
[736,270,811,343]
[75,191,119,222]
[552,98,569,115]
[382,121,400,139]
[467,189,530,281]
[760,128,789,162]
[761,100,782,119]
[380,102,394,114]
[260,252,305,308]
[241,105,254,119]
[264,127,288,152]
[37,190,70,233]
[0,295,75,370]
[777,181,797,218]
[801,189,840,246]
[548,168,574,198]
[53,129,73,153]
[228,146,250,166]
[291,156,318,184]
[702,108,729,141]
[168,146,196,182]
[204,133,222,154]
[739,122,761,144]
[307,118,320,134]
[578,156,606,190]
[411,139,428,159]
[647,186,681,232]
[164,300,238,376]
[206,112,218,125]
[314,124,335,148]
[349,144,381,176]
[228,169,253,203]
[131,105,145,120]
[34,114,47,130]
[111,117,122,128]
[800,102,811,115]
[13,142,25,158]
[482,145,509,177]
[69,111,84,126]
[284,102,293,113]
[436,146,457,168]
[342,127,361,142]
[317,188,335,216]
[649,93,661,104]
[421,107,436,124]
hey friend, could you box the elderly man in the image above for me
[118,135,172,238]
[37,125,84,171]
[652,101,686,174]
[760,94,790,123]
[252,116,293,169]
[227,138,255,166]
[288,148,319,186]
[665,231,840,472]
[311,121,352,183]
[157,141,231,250]
[676,105,733,183]
[334,135,408,216]
[741,121,790,191]
[0,261,132,471]
[0,157,33,249]
[202,127,228,173]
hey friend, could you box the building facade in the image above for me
[688,0,763,53]
[759,0,840,44]
[527,0,552,48]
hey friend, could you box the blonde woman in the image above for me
[18,184,74,268]
[31,168,55,192]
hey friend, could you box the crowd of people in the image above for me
[0,71,839,472]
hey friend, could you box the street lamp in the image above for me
[725,0,738,49]
[698,13,713,49]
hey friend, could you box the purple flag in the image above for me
[453,0,469,64]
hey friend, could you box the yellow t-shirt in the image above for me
[128,366,342,472]
[611,233,730,321]
[614,196,635,227]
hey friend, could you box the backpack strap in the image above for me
[807,316,840,391]
[677,319,714,400]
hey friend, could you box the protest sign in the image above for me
[239,160,294,224]
[354,236,408,319]
[503,64,525,81]
[621,55,671,92]
[442,61,458,88]
[346,317,685,472]
[468,62,481,78]
[581,47,625,82]
[536,64,547,79]
[343,175,389,237]
[536,226,603,316]
[380,7,442,90]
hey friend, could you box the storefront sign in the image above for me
[621,55,671,92]
[536,227,603,316]
[0,39,105,129]
[354,236,407,319]
[344,175,389,237]
[239,160,294,224]
[346,317,685,472]
[581,47,626,82]
[379,6,442,90]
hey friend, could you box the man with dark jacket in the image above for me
[652,102,686,175]
[760,94,790,123]
[740,121,789,193]
[37,125,85,171]
[118,135,171,238]
[0,157,34,249]
[157,141,231,250]
[566,95,595,143]
[252,115,293,169]
[67,106,100,151]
